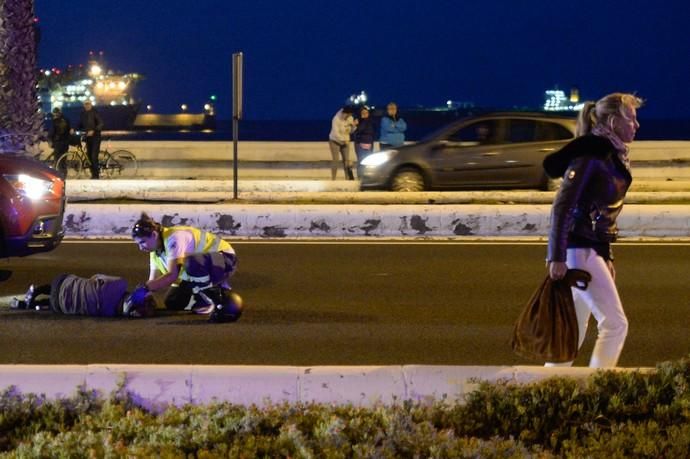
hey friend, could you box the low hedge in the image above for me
[2,358,690,458]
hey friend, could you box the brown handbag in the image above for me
[511,269,591,363]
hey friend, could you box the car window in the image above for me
[535,121,574,141]
[508,119,536,143]
[447,120,501,145]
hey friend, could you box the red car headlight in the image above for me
[3,174,54,200]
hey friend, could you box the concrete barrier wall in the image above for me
[63,203,690,239]
[0,364,638,411]
[44,140,690,162]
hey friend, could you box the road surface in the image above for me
[0,240,687,367]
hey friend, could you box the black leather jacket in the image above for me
[79,109,104,133]
[544,135,632,262]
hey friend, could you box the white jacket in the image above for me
[329,110,356,144]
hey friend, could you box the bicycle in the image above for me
[99,138,138,178]
[56,135,137,178]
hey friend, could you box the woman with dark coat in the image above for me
[353,106,375,178]
[543,92,642,368]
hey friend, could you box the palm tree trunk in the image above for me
[0,0,42,154]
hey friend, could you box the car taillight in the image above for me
[2,174,54,200]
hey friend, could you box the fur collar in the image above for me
[543,134,616,178]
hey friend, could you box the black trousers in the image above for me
[164,281,198,310]
[163,252,237,310]
[52,140,69,174]
[85,135,101,179]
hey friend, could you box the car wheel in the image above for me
[390,168,426,192]
[540,174,562,191]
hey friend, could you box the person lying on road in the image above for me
[10,273,156,318]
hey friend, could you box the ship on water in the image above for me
[38,51,142,130]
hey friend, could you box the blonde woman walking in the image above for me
[543,93,642,368]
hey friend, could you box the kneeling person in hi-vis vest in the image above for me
[130,213,242,323]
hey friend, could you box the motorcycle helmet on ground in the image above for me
[209,290,243,323]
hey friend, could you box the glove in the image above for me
[129,284,149,305]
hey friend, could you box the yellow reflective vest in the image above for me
[150,226,233,279]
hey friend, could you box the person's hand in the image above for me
[607,260,616,281]
[548,261,568,280]
[69,128,75,134]
[353,119,359,125]
[87,130,94,137]
[129,284,149,305]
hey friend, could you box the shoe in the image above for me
[24,284,36,309]
[9,298,28,310]
[190,287,219,315]
[192,303,215,315]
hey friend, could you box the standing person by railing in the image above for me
[48,108,71,173]
[378,102,406,150]
[328,106,357,180]
[353,106,375,178]
[543,92,643,368]
[79,100,104,179]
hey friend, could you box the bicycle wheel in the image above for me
[98,151,114,178]
[55,151,84,178]
[105,150,138,177]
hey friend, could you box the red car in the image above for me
[0,153,66,258]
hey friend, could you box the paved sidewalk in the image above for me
[65,179,690,204]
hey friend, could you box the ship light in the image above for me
[146,105,152,111]
[96,82,104,89]
[108,82,116,89]
[181,104,188,111]
[204,104,211,111]
[110,101,117,106]
[44,70,51,76]
[89,64,102,76]
[118,81,126,89]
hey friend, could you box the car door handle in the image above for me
[539,148,555,152]
[480,151,499,157]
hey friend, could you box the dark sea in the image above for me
[107,118,690,142]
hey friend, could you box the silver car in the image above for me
[359,112,576,191]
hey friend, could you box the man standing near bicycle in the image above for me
[79,100,104,179]
[48,108,71,174]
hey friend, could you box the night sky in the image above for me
[36,0,690,120]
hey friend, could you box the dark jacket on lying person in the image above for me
[49,274,129,316]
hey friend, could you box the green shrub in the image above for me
[2,358,690,457]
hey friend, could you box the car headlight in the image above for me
[3,174,54,200]
[361,150,397,167]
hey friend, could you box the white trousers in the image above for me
[545,248,628,368]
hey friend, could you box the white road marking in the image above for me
[62,239,690,246]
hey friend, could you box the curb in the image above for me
[0,364,652,410]
[63,203,690,239]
